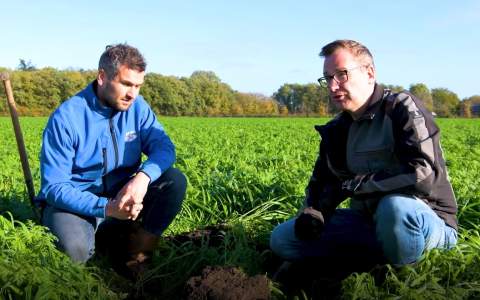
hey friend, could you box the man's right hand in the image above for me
[105,197,143,220]
[106,172,151,220]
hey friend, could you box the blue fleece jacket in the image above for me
[37,82,175,218]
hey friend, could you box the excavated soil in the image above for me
[165,224,229,248]
[171,226,273,299]
[95,222,383,299]
[96,223,274,299]
[184,266,270,300]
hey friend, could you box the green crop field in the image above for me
[1,117,479,299]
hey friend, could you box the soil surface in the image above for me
[165,224,229,248]
[184,266,270,300]
[95,224,274,299]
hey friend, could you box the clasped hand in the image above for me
[106,172,150,220]
[294,207,325,240]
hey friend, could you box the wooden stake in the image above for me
[1,72,39,219]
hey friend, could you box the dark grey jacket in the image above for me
[306,84,458,230]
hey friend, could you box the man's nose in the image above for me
[126,86,138,99]
[328,79,340,92]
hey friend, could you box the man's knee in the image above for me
[374,194,426,265]
[167,167,187,189]
[375,194,415,227]
[270,220,301,260]
[41,206,96,263]
[153,168,187,196]
[57,238,94,263]
[270,225,284,255]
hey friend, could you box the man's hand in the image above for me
[294,207,325,240]
[106,172,151,220]
[105,197,144,220]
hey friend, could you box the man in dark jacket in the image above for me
[270,40,457,273]
[37,44,187,273]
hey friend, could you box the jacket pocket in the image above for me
[354,146,394,173]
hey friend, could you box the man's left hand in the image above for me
[294,207,325,240]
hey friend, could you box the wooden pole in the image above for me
[1,72,39,219]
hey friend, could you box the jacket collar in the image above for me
[352,83,385,121]
[315,83,386,135]
[84,81,115,118]
[327,83,386,122]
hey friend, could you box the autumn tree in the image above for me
[460,95,480,117]
[1,65,472,117]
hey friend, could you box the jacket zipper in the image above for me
[109,116,119,169]
[102,148,108,194]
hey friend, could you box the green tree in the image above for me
[33,68,63,111]
[142,74,194,116]
[300,83,329,116]
[273,83,329,116]
[57,71,91,101]
[431,88,460,117]
[10,70,37,112]
[273,84,295,113]
[9,68,94,115]
[380,83,404,93]
[187,71,234,116]
[409,83,433,112]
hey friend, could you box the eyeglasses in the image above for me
[317,65,366,88]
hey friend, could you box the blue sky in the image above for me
[1,0,479,99]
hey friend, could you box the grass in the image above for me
[0,213,118,299]
[0,117,479,299]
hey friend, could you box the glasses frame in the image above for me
[317,65,366,88]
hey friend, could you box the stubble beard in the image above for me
[100,83,132,112]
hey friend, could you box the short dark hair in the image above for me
[319,39,374,67]
[98,43,147,79]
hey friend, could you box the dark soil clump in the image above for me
[165,224,229,247]
[184,266,270,300]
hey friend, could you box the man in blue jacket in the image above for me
[37,44,186,272]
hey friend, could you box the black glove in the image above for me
[294,212,324,240]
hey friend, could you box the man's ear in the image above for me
[97,69,106,86]
[366,65,376,84]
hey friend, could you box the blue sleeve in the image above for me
[39,113,108,218]
[138,103,175,182]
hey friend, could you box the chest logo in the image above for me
[125,131,137,142]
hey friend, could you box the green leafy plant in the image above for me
[0,117,479,298]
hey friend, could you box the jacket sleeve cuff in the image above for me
[95,197,109,218]
[139,162,162,183]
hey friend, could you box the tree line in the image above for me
[0,66,478,117]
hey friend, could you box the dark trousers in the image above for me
[42,168,187,263]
